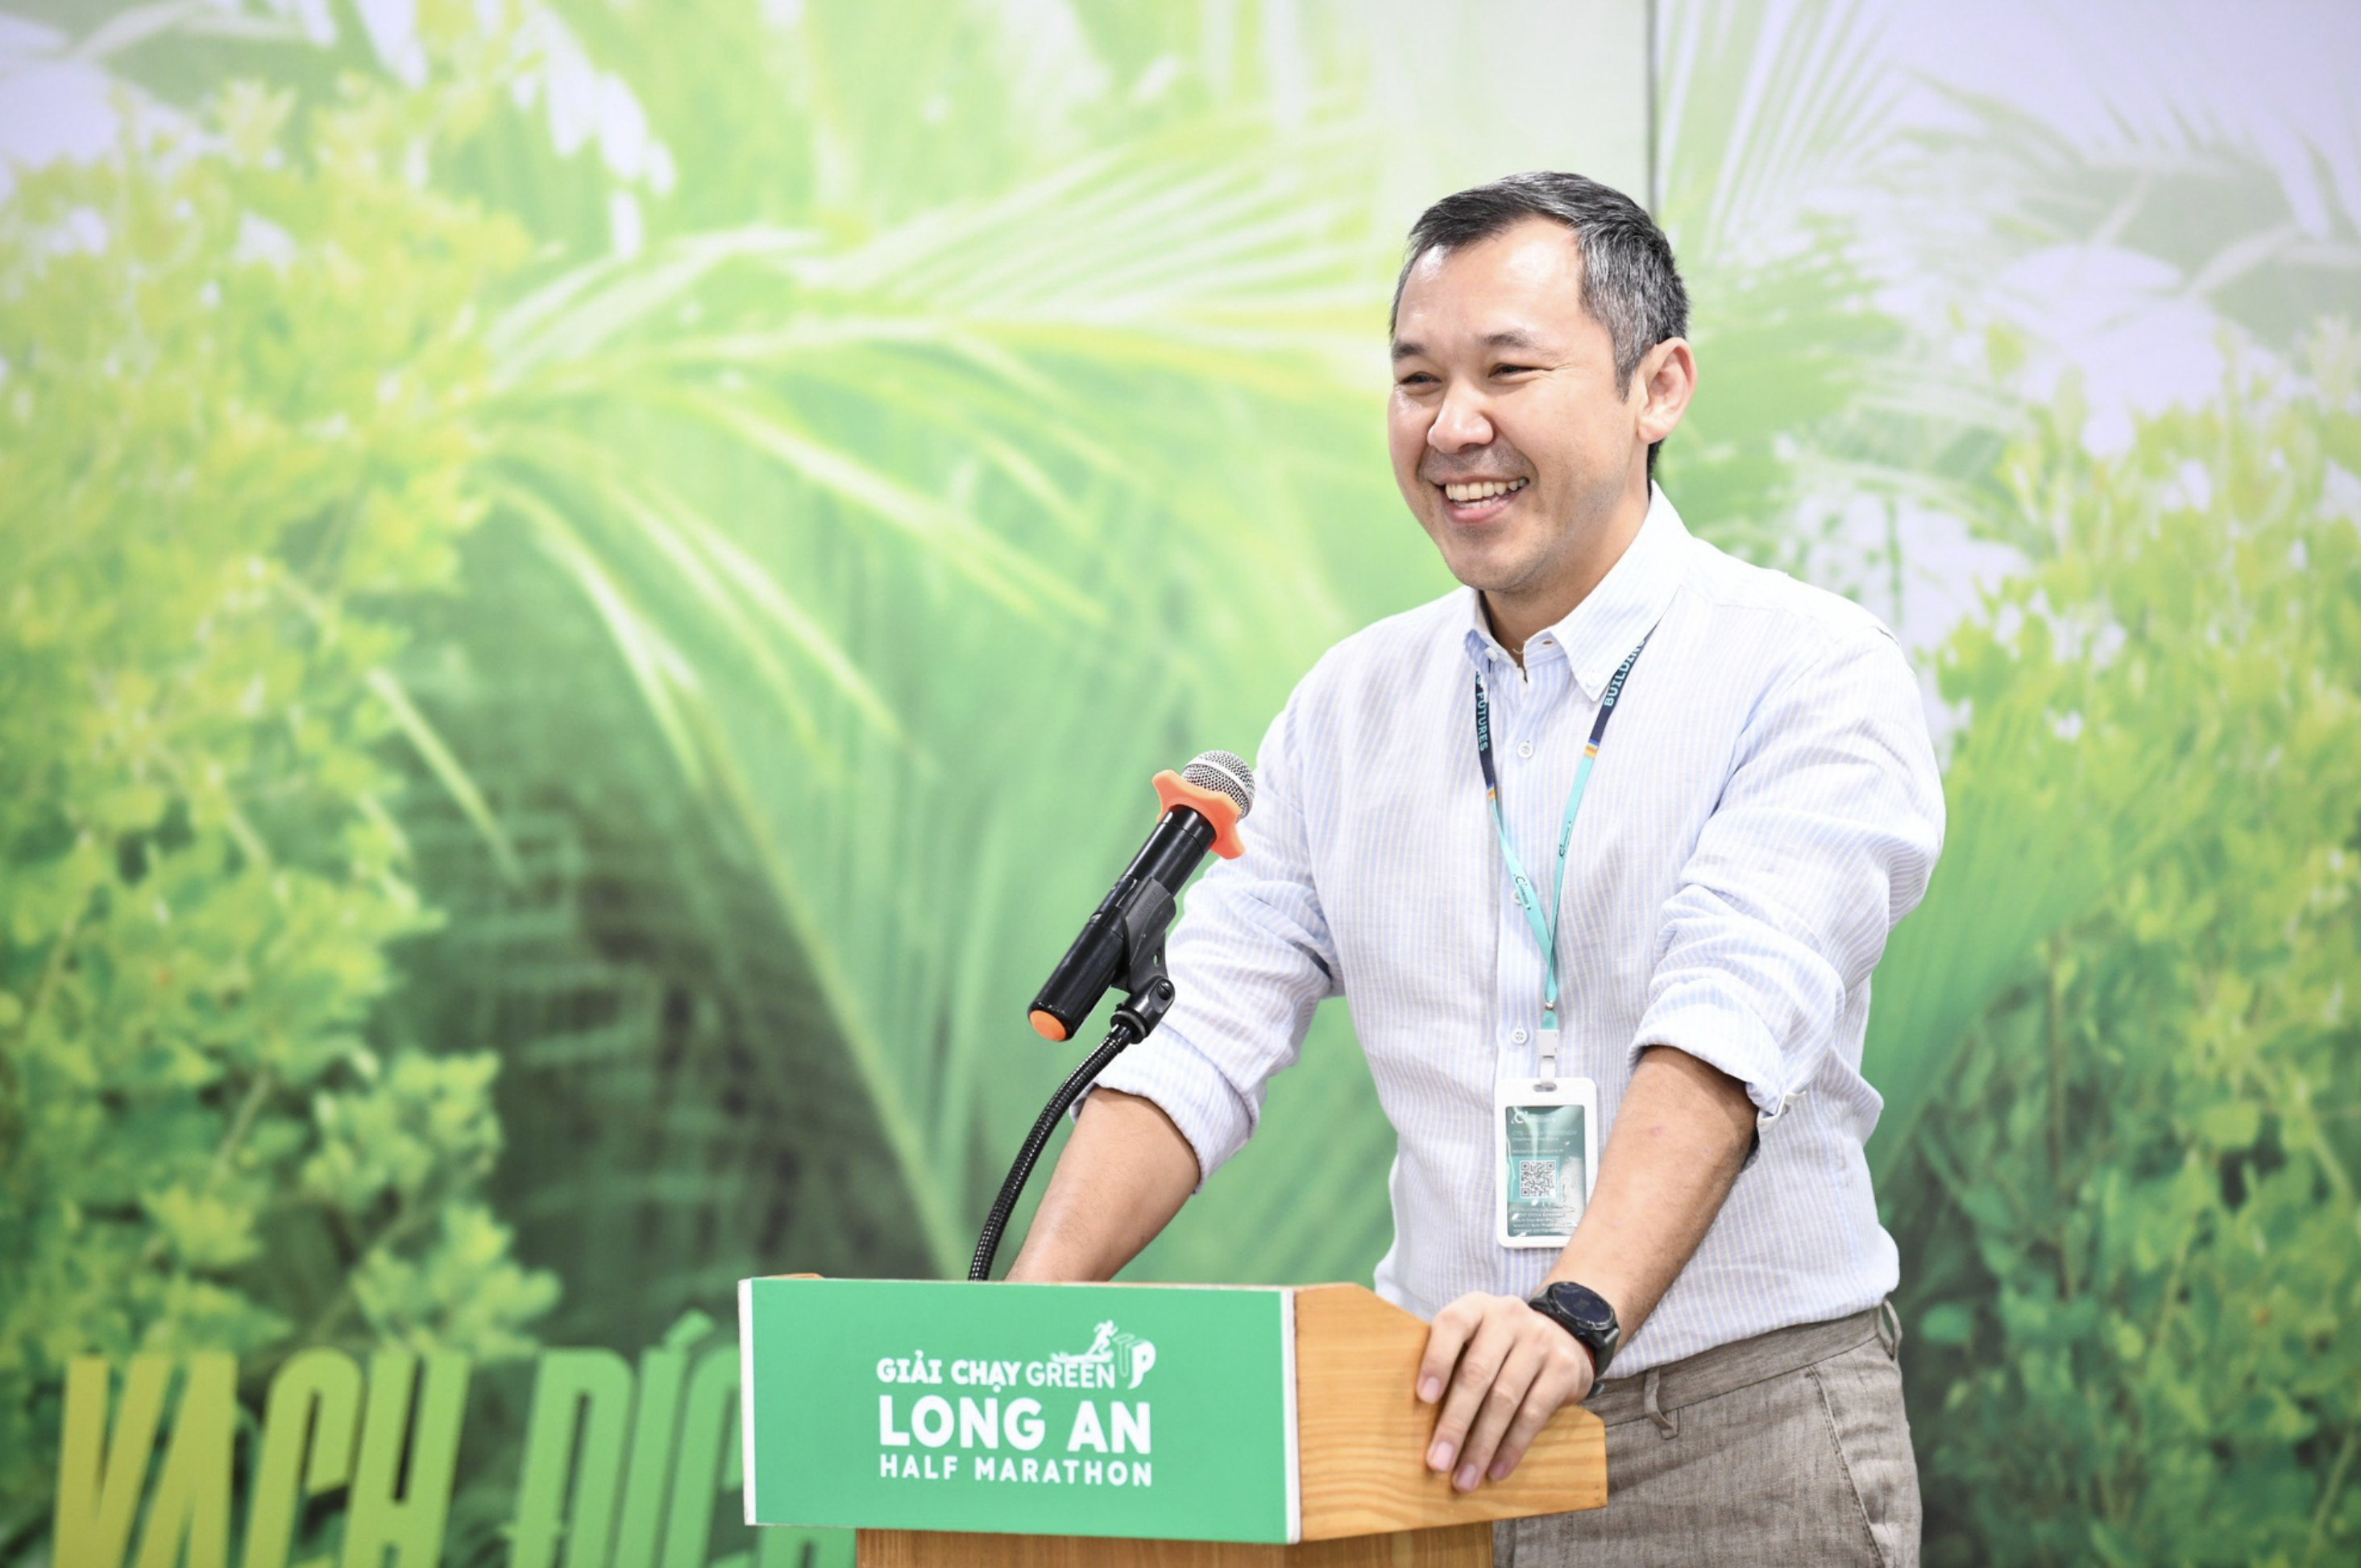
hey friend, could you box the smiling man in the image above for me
[1010,172,1944,1566]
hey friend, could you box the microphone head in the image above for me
[1183,750,1255,818]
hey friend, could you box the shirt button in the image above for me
[1510,1027,1529,1044]
[1517,741,1534,759]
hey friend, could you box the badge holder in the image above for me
[1495,1023,1599,1250]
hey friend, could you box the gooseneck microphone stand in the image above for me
[966,886,1178,1283]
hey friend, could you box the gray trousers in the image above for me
[1496,1304,1919,1568]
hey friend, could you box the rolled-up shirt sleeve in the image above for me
[1088,691,1342,1186]
[1630,624,1945,1131]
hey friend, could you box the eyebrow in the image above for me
[1391,329,1549,363]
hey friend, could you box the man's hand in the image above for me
[1416,1292,1595,1491]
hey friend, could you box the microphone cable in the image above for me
[965,978,1170,1283]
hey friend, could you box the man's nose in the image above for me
[1428,381,1494,453]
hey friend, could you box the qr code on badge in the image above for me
[1517,1158,1558,1201]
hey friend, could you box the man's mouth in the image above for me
[1438,478,1529,503]
[1433,476,1529,520]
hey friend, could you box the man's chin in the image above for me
[1429,533,1538,597]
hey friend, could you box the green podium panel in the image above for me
[741,1279,1300,1544]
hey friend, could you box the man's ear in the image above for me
[1633,337,1696,448]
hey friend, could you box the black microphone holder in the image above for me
[966,902,1177,1283]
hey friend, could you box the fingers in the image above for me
[1424,1301,1521,1483]
[1453,1334,1547,1490]
[1488,1342,1591,1482]
[1416,1296,1479,1405]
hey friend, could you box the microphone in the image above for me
[972,749,1256,1280]
[1027,749,1256,1043]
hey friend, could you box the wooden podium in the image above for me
[738,1279,1604,1566]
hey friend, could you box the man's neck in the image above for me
[1481,480,1652,667]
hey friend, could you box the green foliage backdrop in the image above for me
[1,2,2355,1565]
[1890,344,2361,1565]
[0,68,560,1548]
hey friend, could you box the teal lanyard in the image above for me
[1473,633,1652,1065]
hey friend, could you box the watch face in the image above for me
[1546,1283,1614,1333]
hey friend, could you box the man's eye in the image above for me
[1397,372,1438,388]
[1493,363,1537,377]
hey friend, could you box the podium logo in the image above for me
[1052,1320,1157,1391]
[873,1318,1159,1489]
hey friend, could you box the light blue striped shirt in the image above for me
[1094,487,1946,1373]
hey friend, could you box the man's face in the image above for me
[1387,218,1649,607]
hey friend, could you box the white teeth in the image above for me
[1442,478,1529,503]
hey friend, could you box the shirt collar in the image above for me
[1459,483,1691,697]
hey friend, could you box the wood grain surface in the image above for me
[1293,1284,1605,1541]
[857,1521,1493,1567]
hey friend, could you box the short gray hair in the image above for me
[1392,172,1689,470]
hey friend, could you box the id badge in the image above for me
[1494,1074,1599,1249]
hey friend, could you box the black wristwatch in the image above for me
[1527,1281,1621,1379]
